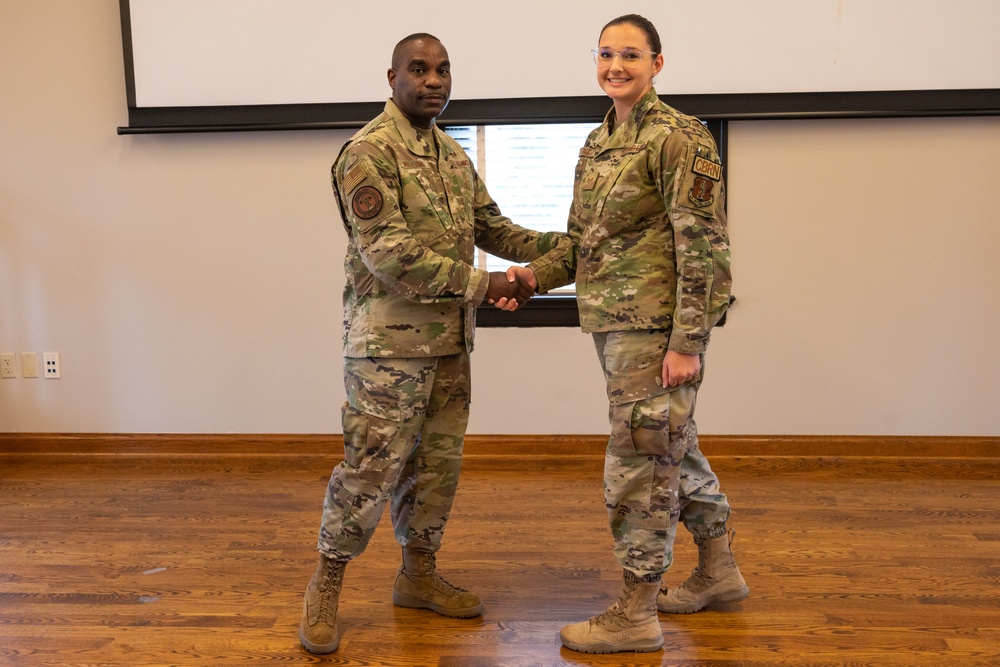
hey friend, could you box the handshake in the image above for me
[484,266,537,311]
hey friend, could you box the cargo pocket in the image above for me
[341,364,421,473]
[606,359,671,458]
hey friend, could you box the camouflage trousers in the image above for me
[317,353,471,560]
[593,330,731,582]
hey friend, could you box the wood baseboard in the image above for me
[476,434,1000,457]
[0,432,997,457]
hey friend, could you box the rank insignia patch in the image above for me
[688,176,716,207]
[352,185,383,220]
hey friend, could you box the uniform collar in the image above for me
[384,98,449,159]
[597,87,659,149]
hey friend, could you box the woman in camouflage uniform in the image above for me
[524,14,749,654]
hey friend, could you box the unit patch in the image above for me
[352,185,383,220]
[688,177,716,208]
[692,155,722,181]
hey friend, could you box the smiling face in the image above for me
[387,37,452,129]
[596,23,663,120]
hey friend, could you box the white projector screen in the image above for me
[119,0,1000,132]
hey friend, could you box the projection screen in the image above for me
[118,0,1000,133]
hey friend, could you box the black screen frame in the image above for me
[118,0,1000,135]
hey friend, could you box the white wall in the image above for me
[2,1,999,436]
[714,118,1000,435]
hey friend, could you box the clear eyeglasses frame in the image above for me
[592,47,657,68]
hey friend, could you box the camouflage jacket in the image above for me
[333,99,567,358]
[530,88,732,355]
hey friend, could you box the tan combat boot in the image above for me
[298,554,346,654]
[560,572,664,654]
[392,548,483,618]
[658,528,749,613]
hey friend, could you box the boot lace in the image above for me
[421,553,468,597]
[314,559,345,621]
[683,564,715,590]
[592,579,636,630]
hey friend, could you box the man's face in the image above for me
[388,38,451,128]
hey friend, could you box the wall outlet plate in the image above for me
[22,352,39,378]
[43,352,61,378]
[0,353,15,378]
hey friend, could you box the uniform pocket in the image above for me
[345,366,412,423]
[676,142,722,219]
[606,359,671,458]
[342,157,399,235]
[608,358,668,406]
[399,160,453,242]
[341,358,429,469]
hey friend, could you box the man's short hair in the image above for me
[391,33,442,69]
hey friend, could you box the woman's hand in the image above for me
[662,350,700,388]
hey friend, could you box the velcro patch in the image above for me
[341,164,366,194]
[343,164,365,194]
[692,155,722,181]
[352,185,383,220]
[688,176,715,208]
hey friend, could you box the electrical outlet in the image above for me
[1,353,15,378]
[43,352,61,379]
[22,352,39,378]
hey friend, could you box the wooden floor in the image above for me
[2,443,999,666]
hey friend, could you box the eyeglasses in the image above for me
[592,47,656,68]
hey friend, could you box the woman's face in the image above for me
[596,23,663,110]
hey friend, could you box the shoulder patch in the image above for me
[351,185,383,220]
[688,177,716,208]
[676,142,721,217]
[692,155,722,181]
[341,164,366,194]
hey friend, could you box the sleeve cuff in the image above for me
[464,268,490,305]
[667,332,710,356]
[528,258,561,294]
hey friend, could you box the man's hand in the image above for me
[493,266,538,310]
[662,350,701,388]
[484,270,534,311]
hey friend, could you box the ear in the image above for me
[652,53,664,78]
[387,68,396,91]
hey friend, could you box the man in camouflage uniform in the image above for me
[519,14,747,654]
[299,33,567,654]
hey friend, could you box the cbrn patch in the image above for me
[692,155,722,181]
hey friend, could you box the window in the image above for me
[445,123,592,326]
[446,123,592,289]
[446,120,727,327]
